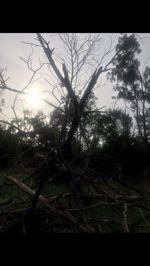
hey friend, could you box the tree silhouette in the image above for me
[108,34,150,145]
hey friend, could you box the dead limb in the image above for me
[122,203,130,232]
[2,174,88,232]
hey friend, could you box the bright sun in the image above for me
[28,92,41,106]
[24,88,43,110]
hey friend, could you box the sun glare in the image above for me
[28,92,41,105]
[24,88,43,110]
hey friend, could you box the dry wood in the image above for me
[122,203,130,232]
[3,174,88,232]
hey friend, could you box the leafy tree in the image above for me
[10,110,57,152]
[96,108,133,144]
[108,34,150,144]
[0,125,20,168]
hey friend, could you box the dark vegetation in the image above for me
[0,33,150,233]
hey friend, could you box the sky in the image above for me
[0,33,150,121]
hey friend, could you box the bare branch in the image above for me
[21,41,42,47]
[37,33,64,83]
[0,119,26,133]
[136,207,150,227]
[3,174,88,232]
[42,98,65,113]
[122,203,130,232]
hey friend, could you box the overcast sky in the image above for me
[0,33,150,121]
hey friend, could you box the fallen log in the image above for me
[3,175,89,232]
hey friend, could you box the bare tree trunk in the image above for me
[36,33,115,160]
[63,68,103,156]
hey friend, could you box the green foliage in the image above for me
[108,34,150,143]
[96,109,132,144]
[108,34,142,102]
[0,126,20,168]
[110,34,141,85]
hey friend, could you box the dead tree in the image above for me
[36,33,117,160]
